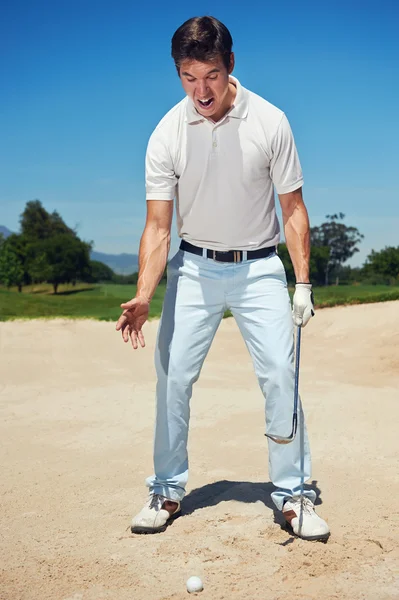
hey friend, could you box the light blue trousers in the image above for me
[146,249,316,511]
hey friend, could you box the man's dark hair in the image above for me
[171,16,233,72]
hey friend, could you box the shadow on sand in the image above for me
[181,479,323,530]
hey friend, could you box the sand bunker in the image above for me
[0,301,398,599]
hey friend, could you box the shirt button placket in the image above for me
[212,127,218,151]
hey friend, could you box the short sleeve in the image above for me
[270,114,304,194]
[145,129,177,201]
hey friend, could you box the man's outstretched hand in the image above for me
[115,295,150,349]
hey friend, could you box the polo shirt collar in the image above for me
[185,76,248,123]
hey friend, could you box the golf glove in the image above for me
[293,283,314,327]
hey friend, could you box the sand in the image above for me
[0,301,398,600]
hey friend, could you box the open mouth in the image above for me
[197,97,214,109]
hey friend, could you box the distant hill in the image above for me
[0,225,13,238]
[90,251,139,275]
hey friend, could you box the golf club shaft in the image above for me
[265,325,301,444]
[293,325,301,418]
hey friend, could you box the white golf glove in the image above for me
[292,283,314,327]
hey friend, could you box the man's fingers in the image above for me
[120,300,137,309]
[301,306,313,327]
[116,301,138,331]
[292,311,303,327]
[116,313,128,331]
[127,328,145,350]
[130,329,139,350]
[138,329,145,348]
[116,298,148,348]
[119,321,129,342]
[116,300,139,332]
[118,320,146,348]
[120,321,130,342]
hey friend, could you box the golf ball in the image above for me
[186,576,203,593]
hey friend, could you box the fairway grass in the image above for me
[0,283,165,321]
[1,283,399,322]
[311,284,399,307]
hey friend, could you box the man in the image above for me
[116,16,330,541]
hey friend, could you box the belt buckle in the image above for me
[234,251,242,263]
[212,250,230,262]
[212,250,242,262]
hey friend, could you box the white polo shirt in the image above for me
[145,76,303,251]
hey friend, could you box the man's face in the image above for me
[179,54,235,122]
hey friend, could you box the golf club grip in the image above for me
[293,325,301,414]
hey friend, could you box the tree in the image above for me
[0,239,25,291]
[3,234,31,290]
[16,200,93,291]
[49,210,76,237]
[333,265,363,285]
[278,243,330,286]
[309,246,330,286]
[88,260,115,283]
[310,213,364,285]
[277,243,295,284]
[20,200,52,240]
[364,246,399,283]
[20,200,77,240]
[42,235,92,293]
[112,271,139,285]
[27,250,52,284]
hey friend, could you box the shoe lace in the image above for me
[300,496,315,515]
[147,493,165,511]
[292,496,315,516]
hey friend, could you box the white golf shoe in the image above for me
[131,493,181,534]
[283,496,330,541]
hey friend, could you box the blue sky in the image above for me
[1,0,398,266]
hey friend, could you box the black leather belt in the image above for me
[180,240,276,263]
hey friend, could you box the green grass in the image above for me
[311,284,399,308]
[0,282,165,321]
[1,282,399,322]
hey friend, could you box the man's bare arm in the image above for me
[115,200,173,348]
[136,200,174,301]
[279,187,310,283]
[279,187,315,327]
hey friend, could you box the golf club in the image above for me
[265,325,301,444]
